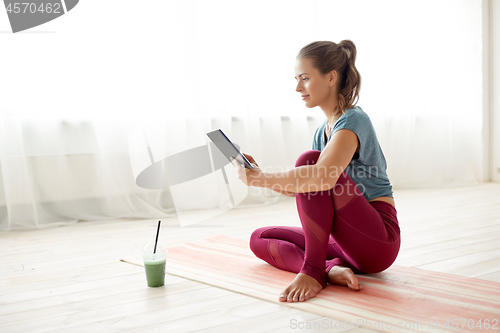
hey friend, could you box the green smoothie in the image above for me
[143,255,166,287]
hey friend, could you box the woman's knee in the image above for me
[354,246,400,274]
[295,150,321,167]
[249,227,268,256]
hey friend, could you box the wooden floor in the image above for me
[1,182,499,332]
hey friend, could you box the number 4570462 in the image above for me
[6,2,61,14]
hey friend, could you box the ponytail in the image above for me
[297,40,361,115]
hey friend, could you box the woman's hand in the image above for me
[231,153,264,187]
[232,153,295,197]
[242,153,259,168]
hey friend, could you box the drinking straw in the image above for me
[153,220,161,254]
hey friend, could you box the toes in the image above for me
[279,288,290,302]
[348,282,361,291]
[345,269,360,288]
[299,290,310,302]
[287,290,299,303]
[347,274,362,291]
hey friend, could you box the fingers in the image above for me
[242,153,259,167]
[242,153,253,162]
[230,157,245,182]
[230,159,238,171]
[231,157,243,170]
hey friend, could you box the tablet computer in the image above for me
[206,129,254,169]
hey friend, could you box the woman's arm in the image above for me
[239,153,295,197]
[234,129,358,193]
[271,188,296,197]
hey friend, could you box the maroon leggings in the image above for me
[249,150,401,288]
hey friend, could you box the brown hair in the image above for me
[297,40,361,115]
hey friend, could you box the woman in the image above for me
[232,40,400,303]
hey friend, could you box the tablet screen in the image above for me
[206,129,254,169]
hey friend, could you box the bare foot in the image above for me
[327,266,362,291]
[279,273,324,303]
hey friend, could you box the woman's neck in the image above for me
[319,94,341,126]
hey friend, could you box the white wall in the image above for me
[490,0,500,182]
[483,0,490,182]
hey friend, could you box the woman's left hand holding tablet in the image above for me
[231,153,263,187]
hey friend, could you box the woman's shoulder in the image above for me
[345,105,368,119]
[335,106,377,139]
[343,106,373,126]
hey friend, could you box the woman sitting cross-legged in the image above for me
[232,40,400,303]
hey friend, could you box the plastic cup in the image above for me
[142,241,167,287]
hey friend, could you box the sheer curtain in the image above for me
[0,0,486,230]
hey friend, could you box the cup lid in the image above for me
[142,241,167,254]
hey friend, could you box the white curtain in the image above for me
[0,0,486,230]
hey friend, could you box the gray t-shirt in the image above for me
[312,106,393,201]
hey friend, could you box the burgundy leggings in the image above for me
[249,150,401,288]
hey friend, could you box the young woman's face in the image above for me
[294,57,335,109]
